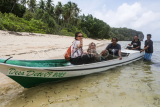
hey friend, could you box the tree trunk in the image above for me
[58,17,59,25]
[11,1,16,12]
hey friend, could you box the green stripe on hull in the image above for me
[0,59,69,67]
[8,76,73,88]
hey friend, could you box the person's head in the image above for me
[111,37,118,45]
[134,35,138,40]
[87,42,96,53]
[75,32,83,41]
[147,34,151,40]
[90,42,96,49]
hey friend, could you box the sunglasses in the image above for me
[78,35,83,37]
[91,45,95,46]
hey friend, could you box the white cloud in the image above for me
[53,0,68,5]
[94,2,142,27]
[131,11,160,29]
[92,2,160,41]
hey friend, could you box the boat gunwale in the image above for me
[6,56,143,79]
[5,55,144,78]
[0,58,65,61]
[0,50,143,70]
[0,50,137,61]
[45,55,144,71]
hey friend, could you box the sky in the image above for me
[38,0,160,41]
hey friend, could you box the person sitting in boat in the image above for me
[101,37,122,60]
[70,32,95,65]
[128,35,141,50]
[87,42,101,62]
[101,50,109,60]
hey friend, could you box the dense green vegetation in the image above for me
[0,0,144,40]
[79,14,110,39]
[0,0,26,17]
[110,27,144,41]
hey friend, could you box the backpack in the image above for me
[64,44,78,61]
[64,45,72,61]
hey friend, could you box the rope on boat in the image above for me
[4,57,13,63]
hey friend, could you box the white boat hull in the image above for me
[0,50,144,88]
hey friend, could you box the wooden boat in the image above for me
[0,50,144,88]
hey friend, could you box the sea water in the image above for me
[0,41,160,107]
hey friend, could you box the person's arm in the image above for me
[132,46,140,50]
[101,44,110,55]
[106,44,110,50]
[140,41,151,53]
[140,46,149,53]
[128,41,133,46]
[118,45,122,60]
[77,41,82,48]
[140,44,149,53]
[128,44,132,46]
[119,50,122,60]
[139,41,141,49]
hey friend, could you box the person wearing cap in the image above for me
[140,34,153,60]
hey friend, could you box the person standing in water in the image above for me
[140,34,153,61]
[128,35,141,50]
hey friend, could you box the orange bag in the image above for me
[65,46,72,61]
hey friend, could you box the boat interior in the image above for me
[0,52,130,68]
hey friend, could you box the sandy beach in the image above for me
[0,30,108,60]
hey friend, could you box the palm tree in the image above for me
[39,0,45,12]
[28,0,36,13]
[72,2,80,25]
[49,5,54,17]
[46,0,53,11]
[11,0,18,12]
[34,0,44,20]
[45,0,54,17]
[21,0,26,5]
[74,16,81,26]
[20,0,28,6]
[63,1,73,24]
[55,1,63,25]
[20,0,29,9]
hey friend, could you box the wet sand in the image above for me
[0,31,160,107]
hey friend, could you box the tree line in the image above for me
[110,27,144,41]
[0,0,144,40]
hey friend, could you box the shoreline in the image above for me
[0,30,109,60]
